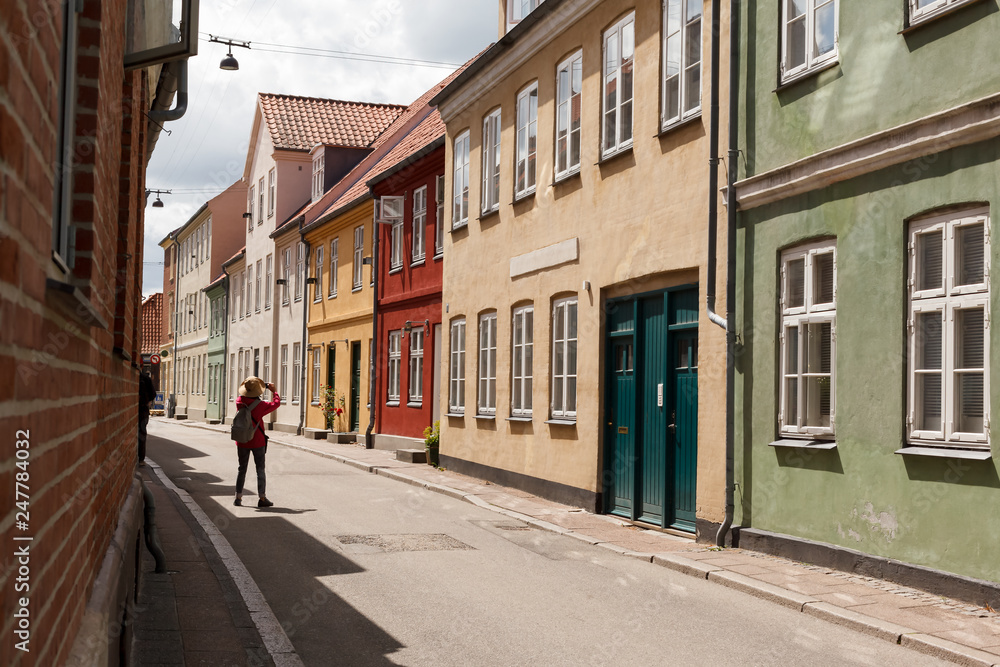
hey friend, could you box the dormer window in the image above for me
[506,0,544,33]
[312,150,325,202]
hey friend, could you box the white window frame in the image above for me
[909,0,977,24]
[507,0,545,32]
[265,254,272,310]
[779,241,837,438]
[282,247,291,305]
[551,297,578,419]
[384,194,405,270]
[412,186,427,263]
[268,168,276,217]
[312,151,325,201]
[515,83,538,199]
[238,271,245,319]
[263,346,270,383]
[907,209,990,448]
[295,242,304,302]
[478,312,498,415]
[247,186,254,229]
[329,239,339,297]
[255,259,262,312]
[450,318,466,414]
[353,226,364,290]
[435,175,445,257]
[258,176,265,224]
[482,110,502,214]
[292,342,301,405]
[662,0,703,129]
[387,330,402,404]
[555,51,583,181]
[780,0,838,84]
[245,266,252,318]
[409,329,424,405]
[453,131,471,228]
[280,345,288,397]
[602,13,636,158]
[512,305,534,416]
[314,245,324,303]
[311,348,321,404]
[230,354,236,400]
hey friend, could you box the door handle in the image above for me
[668,423,676,434]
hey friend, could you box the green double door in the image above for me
[605,287,698,532]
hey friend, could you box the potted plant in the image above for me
[423,420,440,467]
[320,385,345,432]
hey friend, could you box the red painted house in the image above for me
[369,118,448,447]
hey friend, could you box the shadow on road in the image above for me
[148,432,406,666]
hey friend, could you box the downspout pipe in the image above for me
[169,235,179,418]
[707,0,741,547]
[220,274,229,424]
[298,233,310,436]
[365,205,380,450]
[149,58,189,123]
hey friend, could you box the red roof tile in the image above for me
[257,94,406,151]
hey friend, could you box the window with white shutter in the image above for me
[482,110,501,214]
[908,209,990,448]
[450,318,466,414]
[779,241,836,437]
[909,0,977,25]
[387,331,402,404]
[780,0,838,84]
[512,305,534,416]
[478,312,498,415]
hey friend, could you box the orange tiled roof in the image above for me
[141,293,163,356]
[258,94,406,151]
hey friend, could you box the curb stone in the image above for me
[707,570,819,611]
[653,553,724,579]
[802,601,914,643]
[899,634,1000,667]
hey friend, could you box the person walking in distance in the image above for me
[138,371,155,463]
[234,377,280,507]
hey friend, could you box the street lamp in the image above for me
[146,189,171,208]
[209,35,251,71]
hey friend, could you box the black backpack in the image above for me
[230,399,262,444]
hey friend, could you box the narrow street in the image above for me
[146,420,943,666]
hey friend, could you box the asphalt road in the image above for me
[147,420,946,667]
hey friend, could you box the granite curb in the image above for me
[159,418,1000,666]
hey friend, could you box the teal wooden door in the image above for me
[327,347,336,430]
[606,336,636,518]
[603,287,698,532]
[638,295,667,526]
[670,331,698,530]
[350,342,361,432]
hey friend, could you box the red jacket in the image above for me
[234,392,281,449]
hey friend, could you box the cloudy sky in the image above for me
[143,0,498,296]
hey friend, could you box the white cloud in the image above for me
[143,0,497,296]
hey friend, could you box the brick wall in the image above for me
[0,0,151,663]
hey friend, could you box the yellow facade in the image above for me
[436,0,730,525]
[304,200,375,433]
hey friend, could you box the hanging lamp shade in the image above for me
[220,52,239,71]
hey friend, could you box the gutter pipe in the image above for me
[707,0,740,547]
[365,204,380,450]
[169,235,179,418]
[149,58,189,123]
[298,233,310,436]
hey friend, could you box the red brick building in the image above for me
[141,293,163,389]
[0,1,196,664]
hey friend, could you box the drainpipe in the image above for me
[149,59,189,123]
[365,207,380,450]
[707,0,740,547]
[298,234,310,436]
[169,235,179,418]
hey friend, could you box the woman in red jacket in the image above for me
[234,377,281,507]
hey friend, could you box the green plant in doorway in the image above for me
[321,385,346,431]
[423,420,440,467]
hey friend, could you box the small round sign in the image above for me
[150,354,161,365]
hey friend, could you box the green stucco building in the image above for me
[733,0,1000,595]
[205,277,229,423]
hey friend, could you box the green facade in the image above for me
[206,281,228,422]
[736,0,1000,583]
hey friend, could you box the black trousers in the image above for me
[236,445,267,496]
[138,408,149,461]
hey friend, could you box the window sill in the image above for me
[451,221,469,233]
[895,446,992,460]
[513,188,536,204]
[478,208,500,223]
[388,267,403,275]
[475,414,496,420]
[506,416,532,422]
[769,438,837,450]
[553,168,581,186]
[352,287,362,293]
[775,58,840,93]
[410,258,425,268]
[445,412,465,418]
[658,112,702,137]
[407,401,423,408]
[386,401,400,408]
[545,419,576,426]
[46,278,110,329]
[901,0,986,32]
[433,251,444,261]
[597,144,633,166]
[328,294,337,300]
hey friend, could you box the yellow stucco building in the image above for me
[431,0,730,537]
